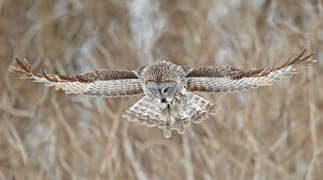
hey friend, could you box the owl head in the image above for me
[137,61,188,104]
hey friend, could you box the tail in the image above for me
[179,92,217,124]
[122,93,217,137]
[122,96,165,128]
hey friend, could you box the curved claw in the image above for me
[176,120,185,135]
[162,123,171,138]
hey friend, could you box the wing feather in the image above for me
[9,58,143,98]
[186,49,316,93]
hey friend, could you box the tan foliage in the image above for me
[0,0,322,179]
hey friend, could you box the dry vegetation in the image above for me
[0,0,323,179]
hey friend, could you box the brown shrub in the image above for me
[0,0,322,179]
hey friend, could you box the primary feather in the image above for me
[9,58,143,98]
[186,49,316,93]
[9,49,316,138]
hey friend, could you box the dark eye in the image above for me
[163,87,169,93]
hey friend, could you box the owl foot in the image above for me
[162,123,171,138]
[175,120,185,134]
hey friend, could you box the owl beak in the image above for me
[160,96,173,104]
[157,88,172,104]
[161,98,167,103]
[156,89,167,103]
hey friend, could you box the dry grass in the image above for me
[0,0,323,179]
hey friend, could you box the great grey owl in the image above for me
[9,50,316,138]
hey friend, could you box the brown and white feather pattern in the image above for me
[123,92,216,132]
[139,61,187,84]
[9,49,316,138]
[9,58,143,98]
[186,49,316,93]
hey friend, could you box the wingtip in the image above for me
[12,57,33,73]
[41,65,51,81]
[9,58,27,74]
[10,58,48,80]
[287,49,316,66]
[14,57,23,66]
[8,65,20,73]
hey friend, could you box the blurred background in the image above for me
[1,0,323,179]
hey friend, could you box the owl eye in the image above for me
[162,87,169,93]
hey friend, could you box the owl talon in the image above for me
[162,128,171,138]
[10,52,314,140]
[176,121,185,134]
[162,123,171,138]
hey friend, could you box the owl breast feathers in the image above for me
[9,49,316,138]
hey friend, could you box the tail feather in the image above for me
[122,96,164,128]
[122,93,217,137]
[179,92,217,124]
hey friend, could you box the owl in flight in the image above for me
[10,50,315,138]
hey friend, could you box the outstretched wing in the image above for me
[186,49,316,93]
[9,58,143,98]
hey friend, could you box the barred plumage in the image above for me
[9,58,143,98]
[186,49,315,93]
[9,49,316,138]
[123,92,216,137]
